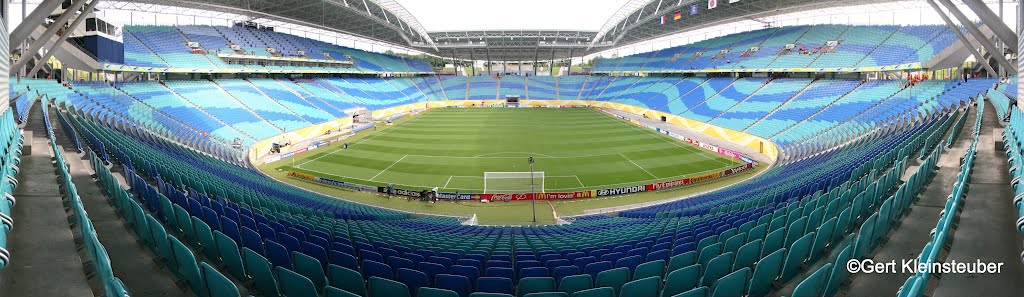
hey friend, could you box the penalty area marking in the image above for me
[574,175,586,188]
[619,153,658,179]
[369,155,408,181]
[443,176,454,188]
[599,109,735,167]
[297,110,429,167]
[473,152,557,158]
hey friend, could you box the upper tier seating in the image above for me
[126,26,216,69]
[598,25,960,73]
[121,25,431,73]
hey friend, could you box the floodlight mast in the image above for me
[530,156,536,224]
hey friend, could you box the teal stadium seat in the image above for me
[418,287,460,297]
[327,286,362,297]
[619,276,660,297]
[329,264,366,296]
[519,277,557,297]
[791,263,832,297]
[243,248,280,296]
[661,264,700,297]
[277,266,321,297]
[633,260,665,280]
[748,248,785,297]
[214,231,247,280]
[571,287,614,297]
[169,236,207,297]
[710,267,750,297]
[594,267,630,296]
[558,274,593,295]
[671,287,708,297]
[370,276,411,297]
[293,251,328,290]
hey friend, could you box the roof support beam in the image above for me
[12,0,88,74]
[960,0,1017,53]
[935,0,1016,75]
[9,0,64,50]
[926,0,997,76]
[29,0,101,77]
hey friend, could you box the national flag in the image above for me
[690,4,698,15]
[673,11,682,20]
[660,15,667,24]
[708,0,717,9]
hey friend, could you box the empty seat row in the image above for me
[65,98,955,297]
[0,109,23,270]
[122,25,431,73]
[595,24,957,73]
[899,102,983,297]
[42,106,130,296]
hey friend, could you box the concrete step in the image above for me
[0,103,94,297]
[50,105,189,297]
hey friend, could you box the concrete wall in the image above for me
[1,5,9,114]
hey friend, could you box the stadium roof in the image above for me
[421,30,604,61]
[590,0,889,49]
[125,0,438,49]
[124,0,894,61]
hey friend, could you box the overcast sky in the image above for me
[394,0,626,31]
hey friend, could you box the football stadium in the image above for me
[2,0,1024,296]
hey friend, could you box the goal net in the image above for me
[484,172,545,193]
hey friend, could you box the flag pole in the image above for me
[530,156,536,224]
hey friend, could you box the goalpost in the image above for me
[483,172,545,193]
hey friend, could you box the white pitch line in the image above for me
[298,110,429,167]
[619,153,658,179]
[473,152,557,158]
[443,176,454,188]
[574,175,586,188]
[369,155,408,181]
[599,109,734,167]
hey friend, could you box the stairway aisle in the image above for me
[0,103,93,296]
[842,107,976,297]
[48,106,188,297]
[932,104,1024,297]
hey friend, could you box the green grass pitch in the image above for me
[277,108,741,193]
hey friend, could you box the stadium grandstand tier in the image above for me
[595,25,962,73]
[119,25,432,73]
[745,79,862,137]
[681,77,770,123]
[497,76,526,98]
[467,76,499,100]
[525,76,558,100]
[54,93,970,297]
